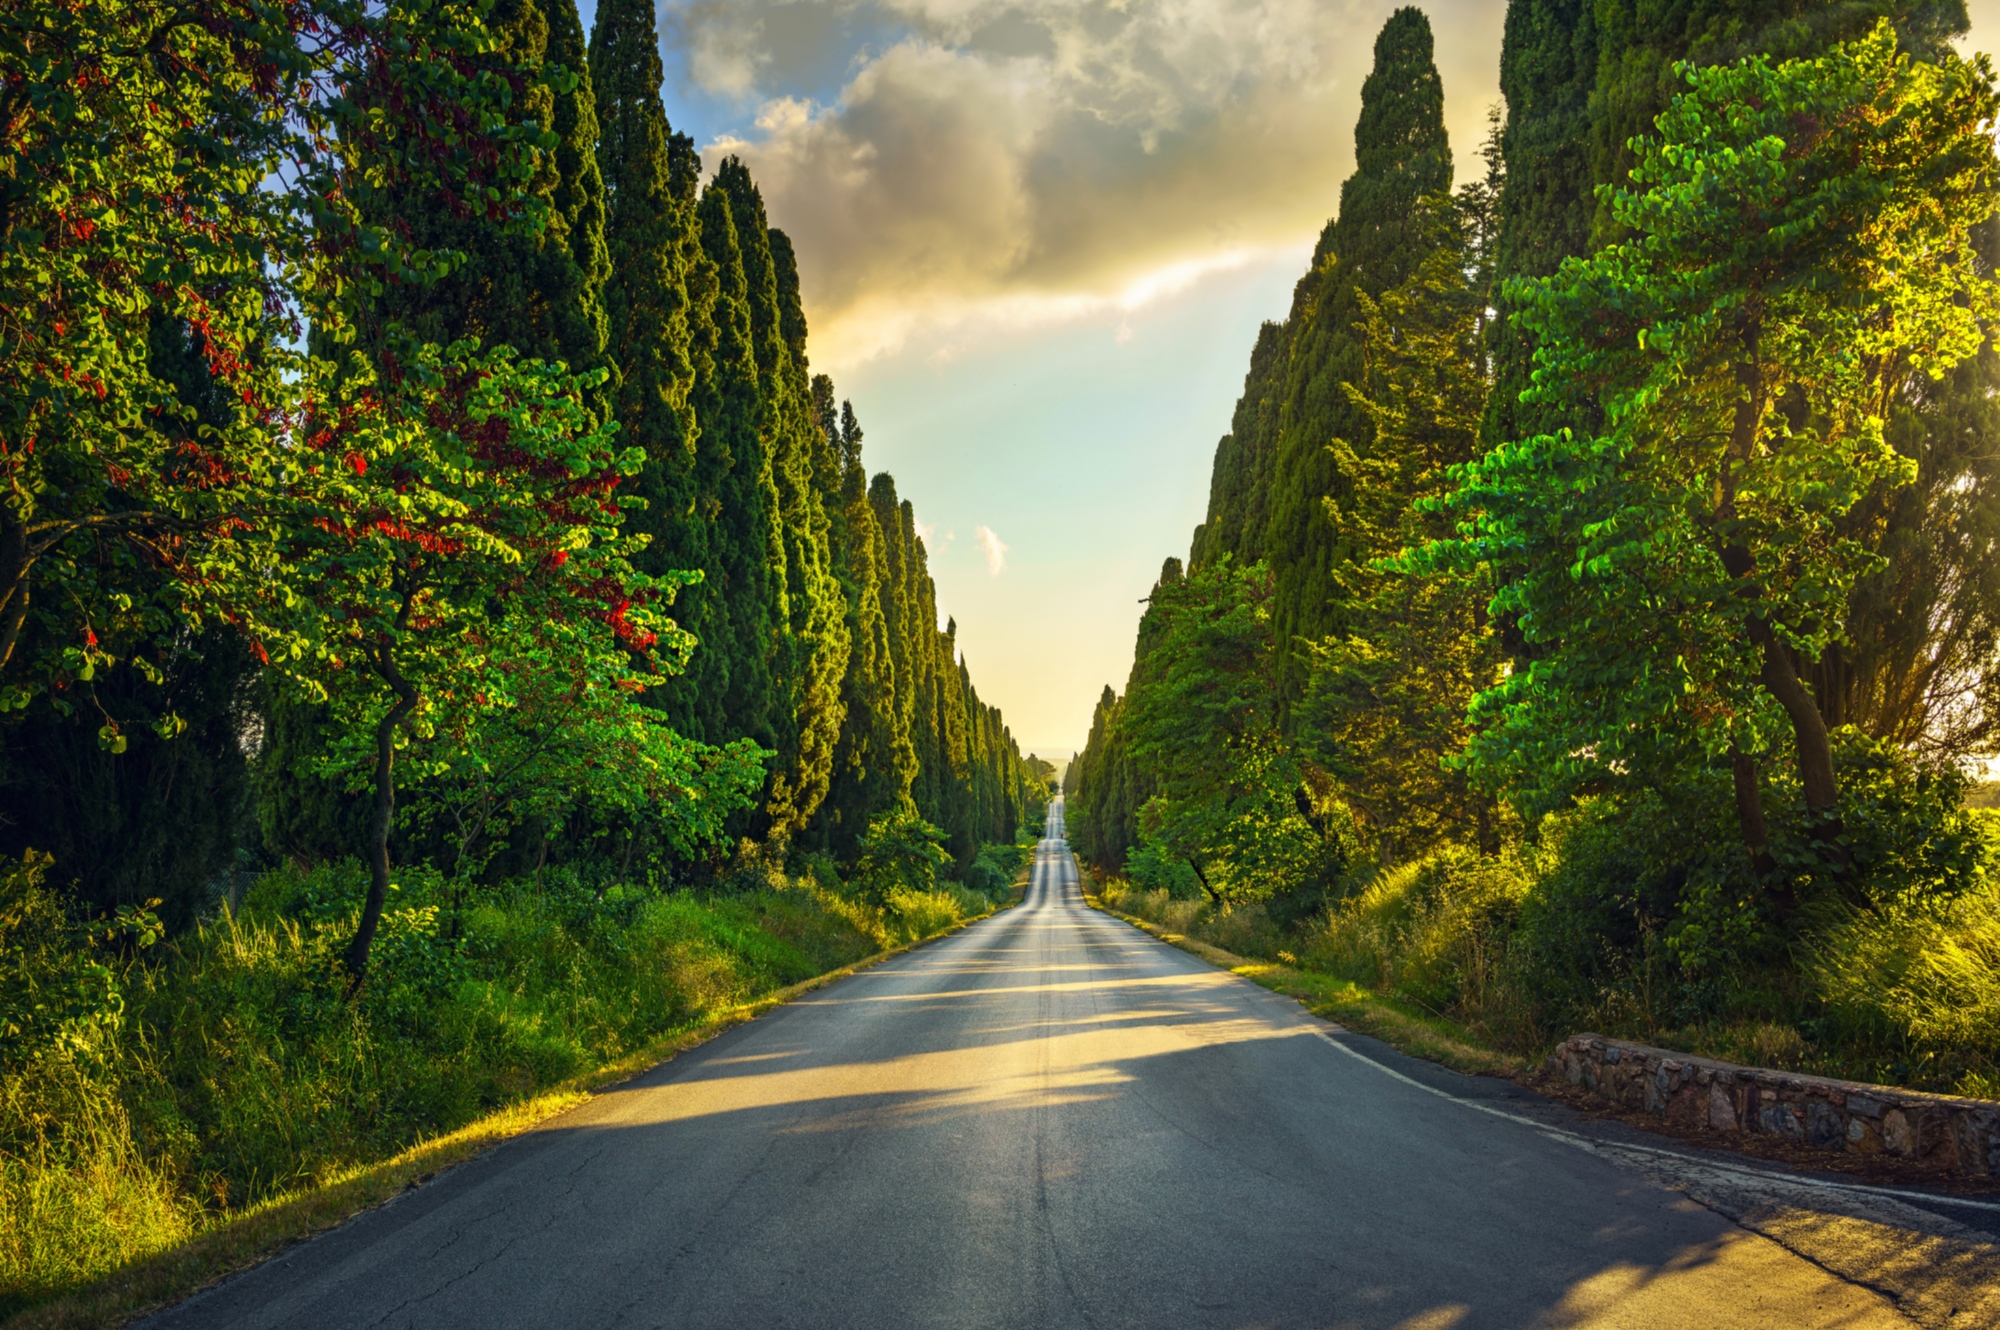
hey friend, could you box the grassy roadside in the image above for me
[3,903,1008,1330]
[1083,890,1527,1079]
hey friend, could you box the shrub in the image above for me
[1806,876,2000,1094]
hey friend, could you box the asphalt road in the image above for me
[148,798,1959,1329]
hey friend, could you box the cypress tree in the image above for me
[811,394,910,857]
[369,0,602,378]
[1189,321,1288,571]
[545,0,610,417]
[692,181,783,757]
[1260,7,1452,710]
[870,474,923,813]
[591,0,733,745]
[1482,0,1598,452]
[712,162,849,838]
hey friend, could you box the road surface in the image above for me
[147,799,1987,1329]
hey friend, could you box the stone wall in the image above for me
[1548,1033,2000,1176]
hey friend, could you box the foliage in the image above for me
[1426,25,2000,849]
[1080,6,2000,1109]
[1258,8,1456,708]
[0,0,552,720]
[1118,559,1355,909]
[261,339,732,975]
[1303,198,1502,863]
[0,852,125,1070]
[1807,869,2000,1093]
[962,840,1029,898]
[852,809,954,905]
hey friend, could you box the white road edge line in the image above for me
[1305,1024,2000,1215]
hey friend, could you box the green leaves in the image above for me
[1433,21,2000,814]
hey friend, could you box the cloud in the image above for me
[975,525,1009,576]
[679,0,1505,370]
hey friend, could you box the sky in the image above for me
[577,0,2000,759]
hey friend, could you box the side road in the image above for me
[1086,882,2000,1330]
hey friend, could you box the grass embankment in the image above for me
[1088,833,2000,1099]
[0,854,1023,1329]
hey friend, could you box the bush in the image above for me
[853,811,953,905]
[1125,835,1203,899]
[1806,875,2000,1094]
[1303,846,1537,1043]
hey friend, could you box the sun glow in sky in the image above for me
[585,0,2000,758]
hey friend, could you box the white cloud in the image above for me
[975,525,1009,576]
[677,0,1505,370]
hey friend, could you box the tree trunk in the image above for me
[1716,314,1843,862]
[1748,617,1842,819]
[0,514,31,675]
[1730,747,1775,875]
[1186,857,1221,906]
[1475,794,1499,858]
[346,644,419,988]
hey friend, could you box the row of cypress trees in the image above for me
[0,0,1044,921]
[1074,0,2000,876]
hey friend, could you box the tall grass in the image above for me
[0,858,991,1314]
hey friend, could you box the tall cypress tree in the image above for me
[692,181,783,758]
[590,0,722,727]
[545,0,610,417]
[1482,0,1598,453]
[1260,7,1452,710]
[712,161,848,838]
[1189,320,1288,572]
[811,393,910,857]
[368,0,602,377]
[870,474,923,814]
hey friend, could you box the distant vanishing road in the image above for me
[147,798,1981,1330]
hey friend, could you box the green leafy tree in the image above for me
[1586,0,1968,244]
[853,808,953,905]
[268,341,704,980]
[1811,238,2000,758]
[1429,25,2000,876]
[405,613,766,882]
[1121,559,1350,906]
[0,0,546,719]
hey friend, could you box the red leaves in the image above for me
[346,451,367,476]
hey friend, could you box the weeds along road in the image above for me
[146,798,1953,1330]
